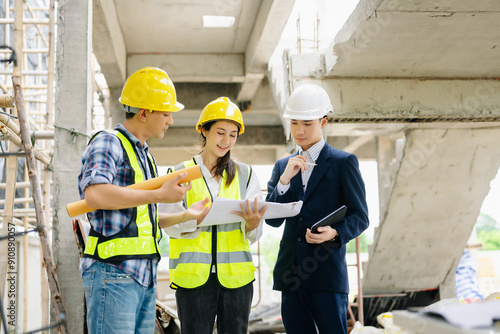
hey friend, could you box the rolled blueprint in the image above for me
[66,165,202,217]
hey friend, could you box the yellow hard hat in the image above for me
[196,97,245,135]
[119,67,184,112]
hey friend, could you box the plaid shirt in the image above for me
[78,124,159,287]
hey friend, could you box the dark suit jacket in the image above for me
[266,143,369,293]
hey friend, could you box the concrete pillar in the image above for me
[53,0,92,332]
[364,128,500,296]
[109,87,124,128]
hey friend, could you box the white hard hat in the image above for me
[284,84,333,120]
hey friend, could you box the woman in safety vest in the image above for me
[161,97,268,334]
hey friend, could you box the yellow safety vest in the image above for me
[84,129,161,262]
[169,158,255,289]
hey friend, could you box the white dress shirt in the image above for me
[159,155,264,244]
[277,138,326,195]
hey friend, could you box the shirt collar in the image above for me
[299,138,325,162]
[116,123,149,152]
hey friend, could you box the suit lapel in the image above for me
[303,145,330,202]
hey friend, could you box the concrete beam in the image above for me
[237,73,264,102]
[127,54,245,83]
[288,58,500,118]
[324,0,500,78]
[237,0,295,101]
[329,12,500,78]
[245,0,295,73]
[325,122,408,137]
[341,135,375,155]
[327,136,376,160]
[324,0,384,75]
[290,53,326,80]
[324,120,500,137]
[166,81,282,127]
[93,0,126,89]
[247,75,283,113]
[174,82,240,110]
[378,0,500,12]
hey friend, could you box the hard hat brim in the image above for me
[197,119,244,135]
[165,101,184,112]
[283,109,328,120]
[119,99,185,112]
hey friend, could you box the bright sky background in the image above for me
[277,0,360,54]
[479,168,500,223]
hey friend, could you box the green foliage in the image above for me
[346,233,369,253]
[476,213,500,250]
[477,230,500,250]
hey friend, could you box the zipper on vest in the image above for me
[211,225,217,273]
[191,158,217,273]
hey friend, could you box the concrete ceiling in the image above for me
[93,0,295,154]
[116,0,259,54]
[93,0,500,164]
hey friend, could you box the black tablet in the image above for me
[310,205,347,233]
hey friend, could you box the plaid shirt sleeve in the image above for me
[79,132,127,195]
[78,130,158,287]
[78,131,134,236]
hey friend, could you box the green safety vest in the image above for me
[169,158,255,289]
[83,129,161,262]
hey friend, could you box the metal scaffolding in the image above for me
[0,0,109,332]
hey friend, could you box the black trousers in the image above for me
[175,273,253,334]
[282,286,348,334]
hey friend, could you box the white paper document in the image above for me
[199,198,303,227]
[418,299,500,329]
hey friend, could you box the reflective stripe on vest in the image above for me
[84,129,161,261]
[169,158,255,289]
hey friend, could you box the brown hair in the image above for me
[125,112,135,119]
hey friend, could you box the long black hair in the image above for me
[200,121,240,186]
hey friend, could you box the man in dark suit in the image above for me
[266,84,369,334]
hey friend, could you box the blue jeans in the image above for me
[175,273,253,334]
[82,262,156,334]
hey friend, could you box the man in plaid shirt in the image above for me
[78,67,209,333]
